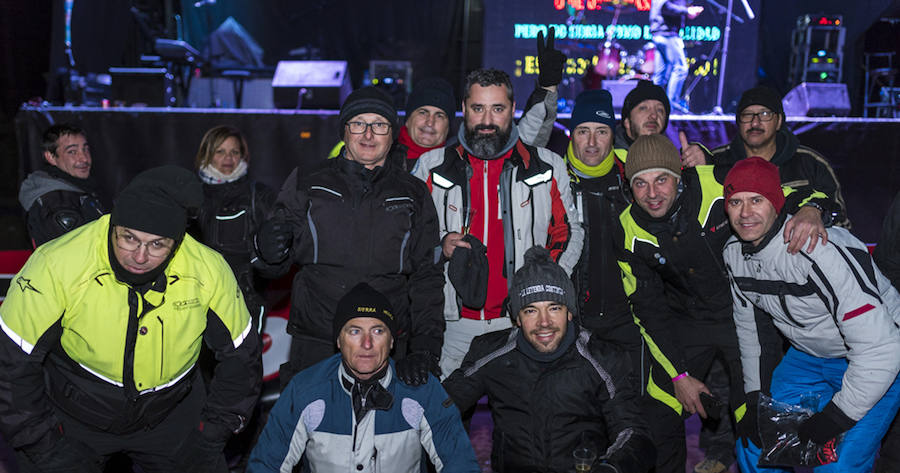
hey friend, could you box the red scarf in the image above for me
[397,125,443,163]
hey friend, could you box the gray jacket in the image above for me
[724,218,900,421]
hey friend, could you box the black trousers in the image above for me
[643,321,745,473]
[16,377,227,473]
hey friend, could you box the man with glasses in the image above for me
[711,86,849,233]
[255,86,445,389]
[0,166,261,473]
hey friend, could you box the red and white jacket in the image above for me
[413,137,583,321]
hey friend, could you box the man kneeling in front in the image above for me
[442,246,655,472]
[248,283,479,473]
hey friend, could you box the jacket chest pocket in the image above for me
[208,203,253,254]
[379,196,415,273]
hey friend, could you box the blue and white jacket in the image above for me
[247,354,479,473]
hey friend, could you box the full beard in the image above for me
[465,124,512,157]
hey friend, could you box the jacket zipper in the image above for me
[481,160,489,320]
[157,316,164,379]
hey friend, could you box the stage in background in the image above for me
[483,0,762,114]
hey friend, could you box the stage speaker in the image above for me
[782,82,850,117]
[108,67,175,107]
[602,80,639,112]
[272,60,352,109]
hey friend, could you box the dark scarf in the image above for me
[45,164,100,194]
[340,361,394,423]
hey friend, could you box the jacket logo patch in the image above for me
[843,303,875,321]
[172,298,200,310]
[448,204,458,212]
[16,276,41,294]
[520,199,530,208]
[385,202,414,212]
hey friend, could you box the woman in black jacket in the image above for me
[191,125,277,331]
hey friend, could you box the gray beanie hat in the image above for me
[509,246,578,318]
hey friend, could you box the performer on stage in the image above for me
[650,0,703,113]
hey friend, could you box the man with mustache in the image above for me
[412,68,583,377]
[18,123,105,247]
[711,86,849,235]
[442,246,654,473]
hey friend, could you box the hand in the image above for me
[679,131,706,167]
[173,421,231,473]
[737,391,761,448]
[798,402,854,445]
[255,218,293,263]
[673,374,711,418]
[783,205,828,254]
[442,232,471,259]
[24,434,102,473]
[687,5,704,19]
[536,26,566,88]
[395,351,442,386]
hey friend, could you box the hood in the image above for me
[18,170,87,210]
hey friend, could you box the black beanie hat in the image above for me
[111,165,203,240]
[621,80,670,131]
[333,283,397,341]
[405,77,456,120]
[509,246,578,319]
[571,89,616,130]
[736,85,784,118]
[338,86,398,139]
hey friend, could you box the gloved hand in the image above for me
[254,218,293,264]
[23,432,102,473]
[173,420,231,473]
[536,26,566,88]
[798,401,856,445]
[737,391,761,448]
[395,351,441,386]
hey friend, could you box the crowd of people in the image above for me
[3,32,900,473]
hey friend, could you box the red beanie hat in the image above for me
[723,157,785,213]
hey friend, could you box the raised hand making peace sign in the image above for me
[536,26,566,88]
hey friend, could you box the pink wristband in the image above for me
[672,372,689,382]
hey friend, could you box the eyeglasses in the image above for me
[115,229,174,257]
[738,110,777,123]
[346,121,391,135]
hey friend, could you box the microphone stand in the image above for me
[713,0,735,114]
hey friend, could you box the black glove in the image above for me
[395,351,441,386]
[737,391,761,448]
[536,26,566,88]
[23,432,102,473]
[254,218,293,264]
[798,401,856,445]
[173,420,231,473]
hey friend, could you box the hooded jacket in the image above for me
[18,169,105,247]
[412,132,583,321]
